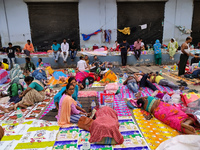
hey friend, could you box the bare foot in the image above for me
[0,106,9,113]
[181,122,196,133]
[139,87,143,91]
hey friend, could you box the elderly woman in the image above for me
[136,95,200,134]
[168,38,178,60]
[57,83,88,127]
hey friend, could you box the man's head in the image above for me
[27,40,31,45]
[137,38,141,42]
[53,40,57,45]
[85,55,88,60]
[25,57,30,63]
[63,38,67,43]
[3,58,8,64]
[38,58,42,63]
[80,56,83,60]
[186,36,192,43]
[8,42,12,48]
[148,72,154,77]
[94,55,98,60]
[140,38,143,42]
[115,40,118,43]
[71,40,75,44]
[123,39,127,43]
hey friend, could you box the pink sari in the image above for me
[75,71,89,83]
[154,101,192,132]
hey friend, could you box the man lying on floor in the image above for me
[148,72,180,90]
[123,72,158,94]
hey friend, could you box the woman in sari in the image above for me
[57,83,88,127]
[136,95,200,134]
[168,38,178,60]
[54,77,80,110]
[0,62,9,84]
[100,70,117,86]
[2,76,45,112]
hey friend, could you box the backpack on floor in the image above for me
[7,83,24,97]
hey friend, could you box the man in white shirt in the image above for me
[61,38,69,63]
[77,56,88,72]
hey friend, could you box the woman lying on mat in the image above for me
[57,83,88,127]
[100,70,117,86]
[136,94,200,134]
[1,76,45,112]
[54,77,81,110]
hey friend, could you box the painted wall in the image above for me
[0,0,31,47]
[78,0,117,48]
[163,0,193,45]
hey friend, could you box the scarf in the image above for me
[10,64,24,84]
[57,94,77,127]
[154,39,161,54]
[82,29,102,41]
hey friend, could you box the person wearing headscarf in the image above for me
[168,38,178,60]
[153,40,162,66]
[9,64,24,84]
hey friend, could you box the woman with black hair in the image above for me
[2,76,45,112]
[57,83,88,127]
[136,95,200,134]
[54,77,81,110]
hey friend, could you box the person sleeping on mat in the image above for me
[136,94,200,134]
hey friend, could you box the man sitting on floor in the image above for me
[77,56,89,72]
[191,54,200,65]
[24,57,35,72]
[149,72,179,90]
[91,55,106,72]
[23,40,34,57]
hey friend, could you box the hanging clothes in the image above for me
[105,30,111,44]
[82,29,102,41]
[118,27,131,35]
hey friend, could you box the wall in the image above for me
[163,0,193,45]
[78,0,117,48]
[0,53,183,69]
[117,2,165,45]
[0,0,31,47]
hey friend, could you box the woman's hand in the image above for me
[19,93,24,98]
[81,108,86,113]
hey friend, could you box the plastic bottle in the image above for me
[18,89,21,95]
[82,138,90,150]
[167,69,170,75]
[50,83,53,89]
[123,73,128,80]
[85,78,89,89]
[159,70,162,75]
[198,61,200,67]
[17,107,24,124]
[91,100,96,111]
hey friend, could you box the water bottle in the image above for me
[91,100,96,111]
[17,107,24,124]
[167,69,170,75]
[50,83,53,89]
[198,61,200,67]
[85,78,89,89]
[123,73,128,80]
[119,77,123,86]
[82,138,90,150]
[159,70,162,75]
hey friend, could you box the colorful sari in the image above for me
[75,71,89,83]
[153,101,198,132]
[18,80,45,105]
[0,68,9,84]
[9,64,24,84]
[100,70,117,83]
[57,94,77,127]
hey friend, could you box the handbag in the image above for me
[78,116,93,131]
